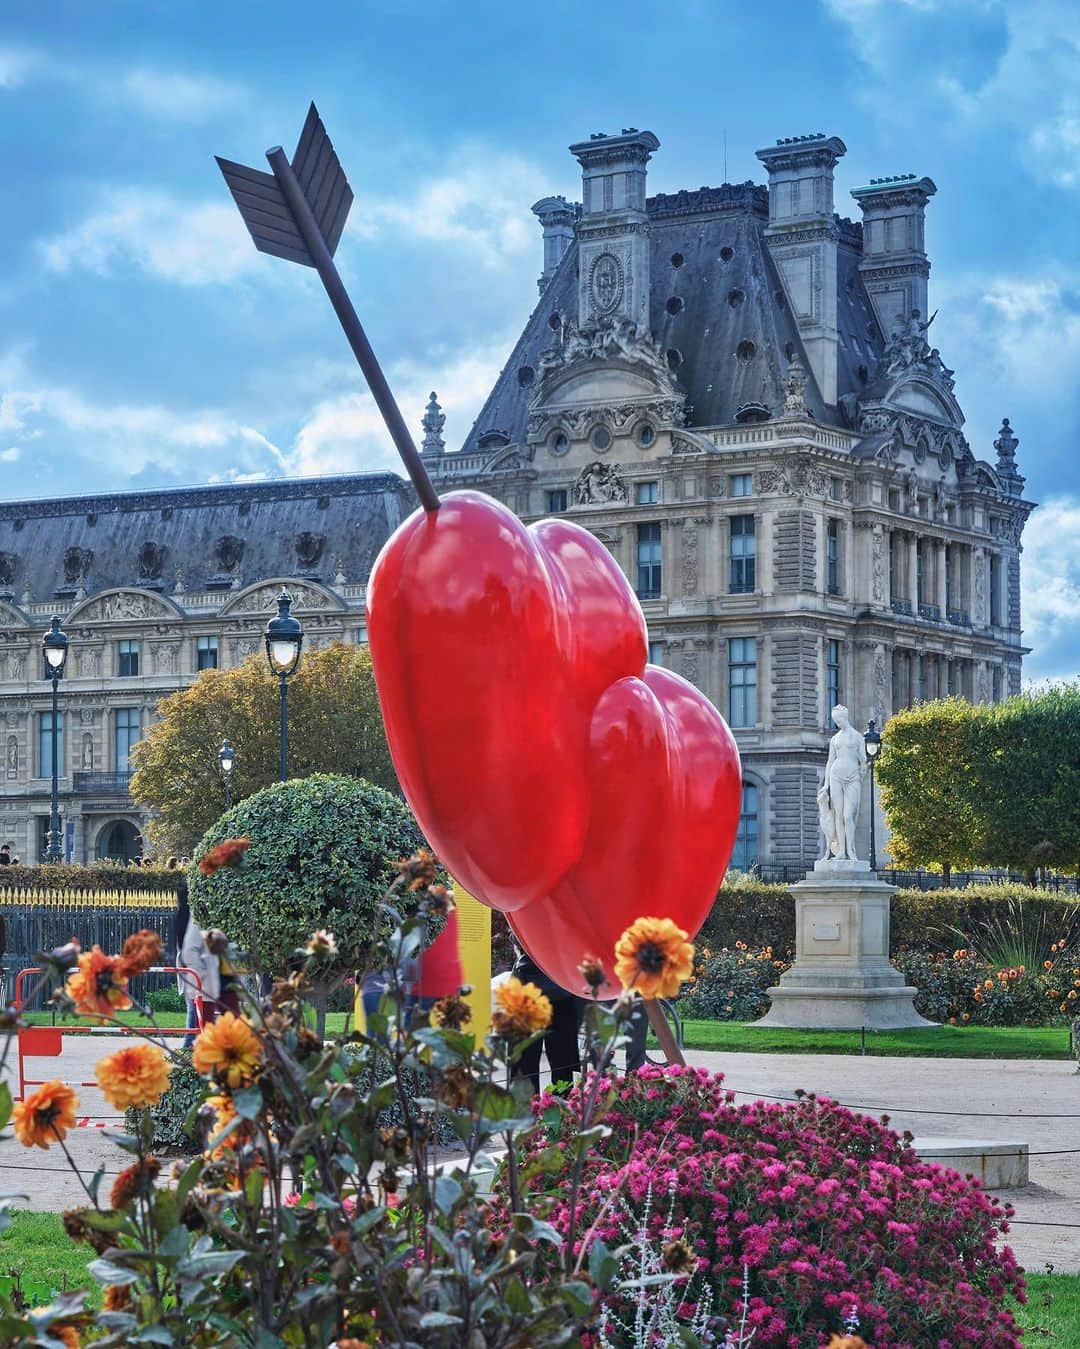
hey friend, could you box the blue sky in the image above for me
[0,0,1076,679]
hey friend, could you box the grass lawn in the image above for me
[3,1214,1079,1339]
[22,1009,356,1034]
[677,1021,1072,1058]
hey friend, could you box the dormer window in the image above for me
[734,402,770,425]
[478,431,510,450]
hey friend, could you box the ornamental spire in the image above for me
[421,392,446,455]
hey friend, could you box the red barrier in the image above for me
[13,965,204,1105]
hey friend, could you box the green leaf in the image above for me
[503,1274,532,1315]
[231,1084,263,1120]
[420,1311,464,1328]
[88,1257,141,1285]
[0,1081,11,1132]
[559,1280,594,1315]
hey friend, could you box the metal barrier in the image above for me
[13,964,204,1105]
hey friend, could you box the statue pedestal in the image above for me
[758,861,935,1030]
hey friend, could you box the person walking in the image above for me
[174,877,219,1049]
[0,844,11,865]
[511,947,584,1096]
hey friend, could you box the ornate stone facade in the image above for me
[0,475,411,861]
[424,124,1032,874]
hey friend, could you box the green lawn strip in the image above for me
[4,1212,1078,1337]
[1013,1272,1080,1342]
[677,1021,1071,1058]
[0,1212,99,1308]
[21,1010,187,1029]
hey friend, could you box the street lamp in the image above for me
[41,617,69,863]
[864,718,883,872]
[218,738,236,808]
[265,589,303,782]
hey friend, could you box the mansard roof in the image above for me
[0,472,413,605]
[462,183,887,452]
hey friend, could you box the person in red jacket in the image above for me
[414,906,464,1011]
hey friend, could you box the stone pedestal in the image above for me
[758,860,935,1030]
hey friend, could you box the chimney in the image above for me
[531,196,576,294]
[569,128,660,330]
[850,174,937,339]
[756,133,847,406]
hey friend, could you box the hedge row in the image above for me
[0,863,183,894]
[700,880,1080,956]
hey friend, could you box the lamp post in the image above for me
[218,738,236,808]
[265,590,303,782]
[41,617,69,863]
[864,718,882,872]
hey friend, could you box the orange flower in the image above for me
[95,1042,172,1110]
[492,976,552,1038]
[192,1012,263,1087]
[110,1156,161,1208]
[199,836,251,876]
[103,1284,131,1312]
[1046,961,1054,970]
[392,848,438,891]
[203,1093,242,1159]
[614,917,695,1000]
[12,1080,79,1149]
[828,1337,869,1349]
[118,928,163,976]
[34,1326,79,1349]
[66,946,132,1018]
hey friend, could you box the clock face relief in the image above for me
[590,252,623,316]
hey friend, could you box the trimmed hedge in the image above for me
[700,880,1080,956]
[188,773,427,978]
[0,862,182,895]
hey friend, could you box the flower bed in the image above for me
[517,1067,1026,1347]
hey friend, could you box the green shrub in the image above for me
[125,1049,206,1152]
[188,773,427,979]
[681,942,791,1020]
[146,986,185,1014]
[0,862,183,895]
[700,879,1080,959]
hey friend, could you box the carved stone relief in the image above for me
[3,650,25,680]
[0,552,15,586]
[871,525,885,605]
[6,735,16,779]
[229,582,328,614]
[152,643,179,675]
[574,461,627,506]
[76,646,103,678]
[214,535,245,572]
[78,592,172,622]
[63,547,93,585]
[81,733,94,770]
[681,525,698,596]
[296,532,326,568]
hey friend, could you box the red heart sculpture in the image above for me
[367,489,742,984]
[509,665,741,995]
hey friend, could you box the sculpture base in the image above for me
[757,869,936,1031]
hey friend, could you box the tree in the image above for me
[877,697,981,882]
[188,773,428,1029]
[131,643,396,855]
[972,684,1080,876]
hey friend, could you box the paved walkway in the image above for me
[3,1036,1078,1272]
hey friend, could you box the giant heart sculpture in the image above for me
[366,489,742,993]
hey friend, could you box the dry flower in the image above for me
[110,1156,162,1209]
[199,836,251,876]
[431,994,472,1030]
[118,928,163,977]
[305,929,338,958]
[577,954,605,993]
[392,848,438,891]
[103,1284,131,1312]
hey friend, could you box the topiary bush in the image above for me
[511,1066,1025,1347]
[188,773,427,979]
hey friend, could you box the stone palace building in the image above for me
[0,126,1032,870]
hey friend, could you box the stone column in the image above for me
[936,540,947,616]
[907,533,919,609]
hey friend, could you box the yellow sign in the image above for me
[353,882,492,1039]
[452,884,492,1041]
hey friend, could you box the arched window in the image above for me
[96,819,141,863]
[732,782,759,871]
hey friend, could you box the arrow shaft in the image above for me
[266,146,440,513]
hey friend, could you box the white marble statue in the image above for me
[819,704,867,864]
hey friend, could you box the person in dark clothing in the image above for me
[511,948,584,1096]
[624,998,648,1072]
[0,844,10,865]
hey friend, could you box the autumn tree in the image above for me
[131,643,396,855]
[876,697,981,883]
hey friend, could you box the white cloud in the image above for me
[826,0,1080,190]
[351,145,560,267]
[1020,495,1080,680]
[38,189,259,285]
[0,349,287,482]
[0,447,19,462]
[117,67,243,121]
[290,340,513,477]
[931,265,1080,451]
